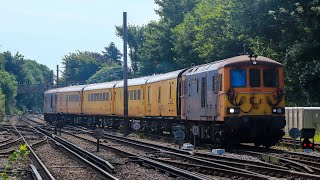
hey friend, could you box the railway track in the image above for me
[24,115,320,179]
[59,125,320,179]
[22,116,217,179]
[60,128,264,179]
[12,116,118,180]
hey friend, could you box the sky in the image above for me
[0,0,159,72]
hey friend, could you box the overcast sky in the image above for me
[0,0,159,71]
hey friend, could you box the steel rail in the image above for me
[11,120,55,180]
[67,126,320,179]
[60,129,269,179]
[35,127,117,178]
[19,116,118,180]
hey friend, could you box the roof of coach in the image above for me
[84,81,119,91]
[44,88,62,94]
[183,55,281,75]
[146,69,187,84]
[115,76,150,88]
[55,85,87,93]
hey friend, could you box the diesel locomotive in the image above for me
[44,55,286,147]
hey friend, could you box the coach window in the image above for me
[106,92,109,101]
[263,69,279,87]
[91,94,93,101]
[102,93,106,101]
[93,94,96,101]
[250,69,261,87]
[130,90,133,100]
[230,69,246,87]
[138,89,141,100]
[134,90,137,100]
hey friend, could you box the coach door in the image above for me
[158,84,162,116]
[147,86,151,115]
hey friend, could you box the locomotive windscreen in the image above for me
[263,69,279,87]
[230,69,246,87]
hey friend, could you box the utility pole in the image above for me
[123,12,129,136]
[56,65,59,87]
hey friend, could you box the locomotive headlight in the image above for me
[227,107,239,114]
[272,107,285,114]
[277,108,282,114]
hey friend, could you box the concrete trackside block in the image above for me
[182,143,194,151]
[211,149,225,155]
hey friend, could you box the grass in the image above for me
[314,133,320,143]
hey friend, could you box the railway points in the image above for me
[8,113,320,179]
[25,114,320,179]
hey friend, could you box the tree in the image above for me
[62,51,101,83]
[0,89,5,119]
[0,70,17,114]
[116,25,147,77]
[87,63,124,83]
[102,42,122,65]
[155,0,198,27]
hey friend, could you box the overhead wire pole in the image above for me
[123,12,129,136]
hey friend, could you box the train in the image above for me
[44,55,286,147]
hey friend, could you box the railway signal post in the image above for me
[300,128,315,153]
[289,128,300,150]
[93,128,103,152]
[192,125,199,148]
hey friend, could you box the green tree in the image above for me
[0,89,5,119]
[155,0,198,27]
[116,25,146,77]
[62,51,101,83]
[87,63,124,83]
[0,70,17,114]
[102,42,122,65]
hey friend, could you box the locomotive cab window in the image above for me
[263,69,279,87]
[250,69,261,87]
[230,69,246,87]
